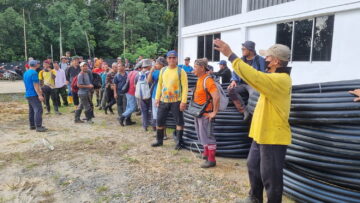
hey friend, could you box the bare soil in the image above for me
[0,96,294,202]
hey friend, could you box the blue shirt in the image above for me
[151,70,160,99]
[178,64,193,73]
[23,69,39,98]
[100,72,107,88]
[113,72,127,95]
[231,55,266,84]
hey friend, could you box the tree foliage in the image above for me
[0,0,178,62]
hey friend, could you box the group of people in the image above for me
[26,38,351,202]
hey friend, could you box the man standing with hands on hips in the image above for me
[214,39,292,203]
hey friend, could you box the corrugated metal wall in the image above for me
[247,0,295,11]
[184,0,242,26]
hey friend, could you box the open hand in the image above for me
[213,39,234,57]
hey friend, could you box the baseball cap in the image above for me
[219,60,227,65]
[242,41,256,53]
[117,57,122,60]
[80,62,88,67]
[141,59,152,68]
[29,60,39,67]
[259,44,291,61]
[166,50,178,57]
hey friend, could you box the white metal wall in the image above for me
[178,0,360,84]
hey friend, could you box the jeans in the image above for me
[122,93,137,118]
[27,96,43,128]
[116,94,127,118]
[247,141,287,203]
[100,87,108,108]
[229,84,256,108]
[140,99,151,129]
[67,84,72,96]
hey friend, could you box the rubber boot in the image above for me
[125,117,136,125]
[109,106,114,114]
[198,145,208,160]
[174,130,183,150]
[68,96,73,105]
[85,110,94,124]
[151,129,164,147]
[119,116,125,126]
[74,109,84,123]
[201,145,216,168]
[96,99,100,107]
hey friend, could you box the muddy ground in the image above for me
[0,88,294,202]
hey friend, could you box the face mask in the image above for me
[265,61,271,72]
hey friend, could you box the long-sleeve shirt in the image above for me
[231,55,266,84]
[54,69,66,88]
[229,53,292,145]
[155,66,188,103]
[213,67,232,83]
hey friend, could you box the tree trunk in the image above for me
[166,0,170,38]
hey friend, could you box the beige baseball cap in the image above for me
[259,44,291,61]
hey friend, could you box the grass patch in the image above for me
[25,163,39,170]
[123,156,139,164]
[180,157,192,163]
[41,190,55,197]
[96,185,109,193]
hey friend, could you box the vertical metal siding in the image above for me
[247,0,295,11]
[183,0,243,26]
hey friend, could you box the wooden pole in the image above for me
[23,8,28,61]
[59,22,63,58]
[51,44,54,62]
[123,11,126,57]
[84,30,91,59]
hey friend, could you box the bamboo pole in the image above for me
[59,22,63,58]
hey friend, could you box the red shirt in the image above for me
[127,71,138,96]
[92,68,103,74]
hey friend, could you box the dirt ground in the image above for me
[0,92,294,202]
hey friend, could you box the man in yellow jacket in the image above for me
[214,39,291,203]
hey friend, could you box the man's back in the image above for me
[23,69,39,98]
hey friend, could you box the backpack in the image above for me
[135,71,151,100]
[92,72,102,89]
[71,75,79,93]
[203,75,229,111]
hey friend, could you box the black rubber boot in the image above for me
[74,109,84,123]
[109,106,114,114]
[119,116,125,126]
[96,99,100,107]
[174,130,183,150]
[125,117,136,125]
[151,129,164,147]
[85,110,94,124]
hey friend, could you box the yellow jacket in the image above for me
[231,56,292,145]
[155,66,188,103]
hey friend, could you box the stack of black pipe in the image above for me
[282,80,360,202]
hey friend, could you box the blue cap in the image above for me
[166,50,178,57]
[29,60,39,67]
[219,60,227,65]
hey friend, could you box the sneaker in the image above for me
[55,111,62,115]
[163,135,168,140]
[200,161,216,168]
[36,126,48,132]
[30,126,36,130]
[151,142,163,147]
